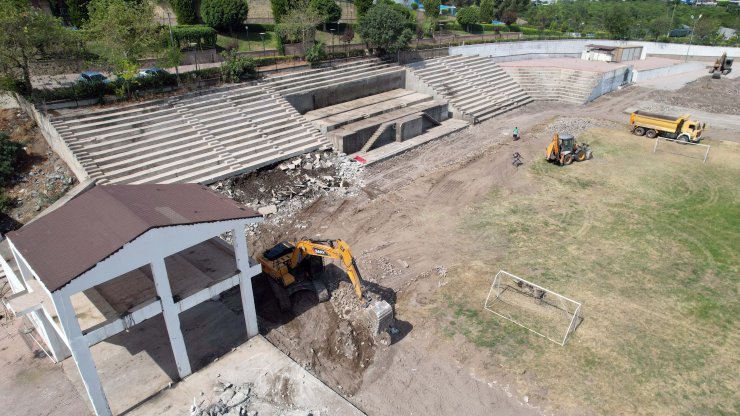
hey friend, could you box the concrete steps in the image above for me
[501,67,600,104]
[408,55,531,124]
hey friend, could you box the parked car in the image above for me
[136,68,169,78]
[78,71,110,83]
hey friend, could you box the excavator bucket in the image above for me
[367,300,394,336]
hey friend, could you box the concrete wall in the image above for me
[451,40,740,60]
[587,66,633,102]
[13,93,90,182]
[404,68,465,120]
[632,61,706,82]
[285,70,406,114]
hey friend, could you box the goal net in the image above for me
[484,270,582,346]
[653,136,711,164]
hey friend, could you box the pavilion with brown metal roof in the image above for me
[1,184,262,416]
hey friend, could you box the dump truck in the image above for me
[629,111,704,143]
[709,52,733,79]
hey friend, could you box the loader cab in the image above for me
[559,134,575,153]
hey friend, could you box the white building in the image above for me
[1,184,263,416]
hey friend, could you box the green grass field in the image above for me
[435,129,739,415]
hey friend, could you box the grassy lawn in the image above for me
[434,129,739,415]
[216,32,278,52]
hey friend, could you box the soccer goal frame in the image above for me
[484,270,582,346]
[653,136,711,164]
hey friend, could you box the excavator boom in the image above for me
[290,239,365,299]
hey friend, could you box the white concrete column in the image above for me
[33,308,71,362]
[0,254,24,293]
[52,292,111,416]
[10,245,34,285]
[150,258,192,379]
[232,227,259,338]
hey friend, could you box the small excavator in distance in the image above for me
[545,132,592,165]
[257,239,394,335]
[709,52,733,79]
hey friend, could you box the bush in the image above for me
[170,0,197,25]
[220,51,257,82]
[305,41,326,66]
[253,55,300,67]
[200,0,248,31]
[0,132,23,184]
[180,67,222,83]
[172,25,218,48]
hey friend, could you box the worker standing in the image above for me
[513,126,519,141]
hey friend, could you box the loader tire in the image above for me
[646,129,658,139]
[576,149,587,162]
[562,153,574,165]
[634,127,646,136]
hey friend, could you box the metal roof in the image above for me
[7,184,260,292]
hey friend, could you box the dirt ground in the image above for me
[241,78,739,416]
[0,73,737,415]
[0,107,76,234]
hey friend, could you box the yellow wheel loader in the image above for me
[545,133,592,165]
[257,239,394,335]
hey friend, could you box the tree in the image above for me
[276,0,323,44]
[355,0,374,17]
[271,0,290,23]
[0,1,81,94]
[649,15,672,39]
[200,0,248,31]
[603,5,630,39]
[456,6,480,31]
[357,3,413,54]
[694,17,719,41]
[421,0,440,18]
[170,0,197,25]
[480,0,495,24]
[86,0,165,74]
[501,9,517,26]
[66,0,90,27]
[311,0,342,30]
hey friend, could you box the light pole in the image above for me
[166,12,180,86]
[685,14,702,62]
[260,32,266,55]
[668,2,678,37]
[245,25,249,51]
[329,28,335,56]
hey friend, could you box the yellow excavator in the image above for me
[257,239,394,335]
[545,132,592,165]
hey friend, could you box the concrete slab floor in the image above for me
[63,300,249,415]
[0,316,91,416]
[128,335,364,416]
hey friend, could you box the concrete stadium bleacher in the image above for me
[406,55,532,123]
[500,67,600,105]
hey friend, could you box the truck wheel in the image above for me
[677,133,691,143]
[634,127,646,136]
[645,129,658,139]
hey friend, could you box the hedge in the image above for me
[31,74,178,103]
[252,55,301,67]
[172,25,218,48]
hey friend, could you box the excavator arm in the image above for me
[290,239,365,300]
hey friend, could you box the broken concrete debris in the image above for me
[190,380,319,416]
[211,150,364,236]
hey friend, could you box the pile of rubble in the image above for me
[190,380,316,416]
[545,117,620,136]
[211,151,364,235]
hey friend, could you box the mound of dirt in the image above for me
[651,75,740,115]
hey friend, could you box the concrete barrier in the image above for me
[632,61,706,82]
[451,40,740,61]
[587,66,633,102]
[13,93,90,182]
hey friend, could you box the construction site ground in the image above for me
[0,75,738,416]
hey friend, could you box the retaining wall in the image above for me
[632,61,707,82]
[451,40,740,61]
[284,70,406,114]
[13,93,89,182]
[587,66,633,102]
